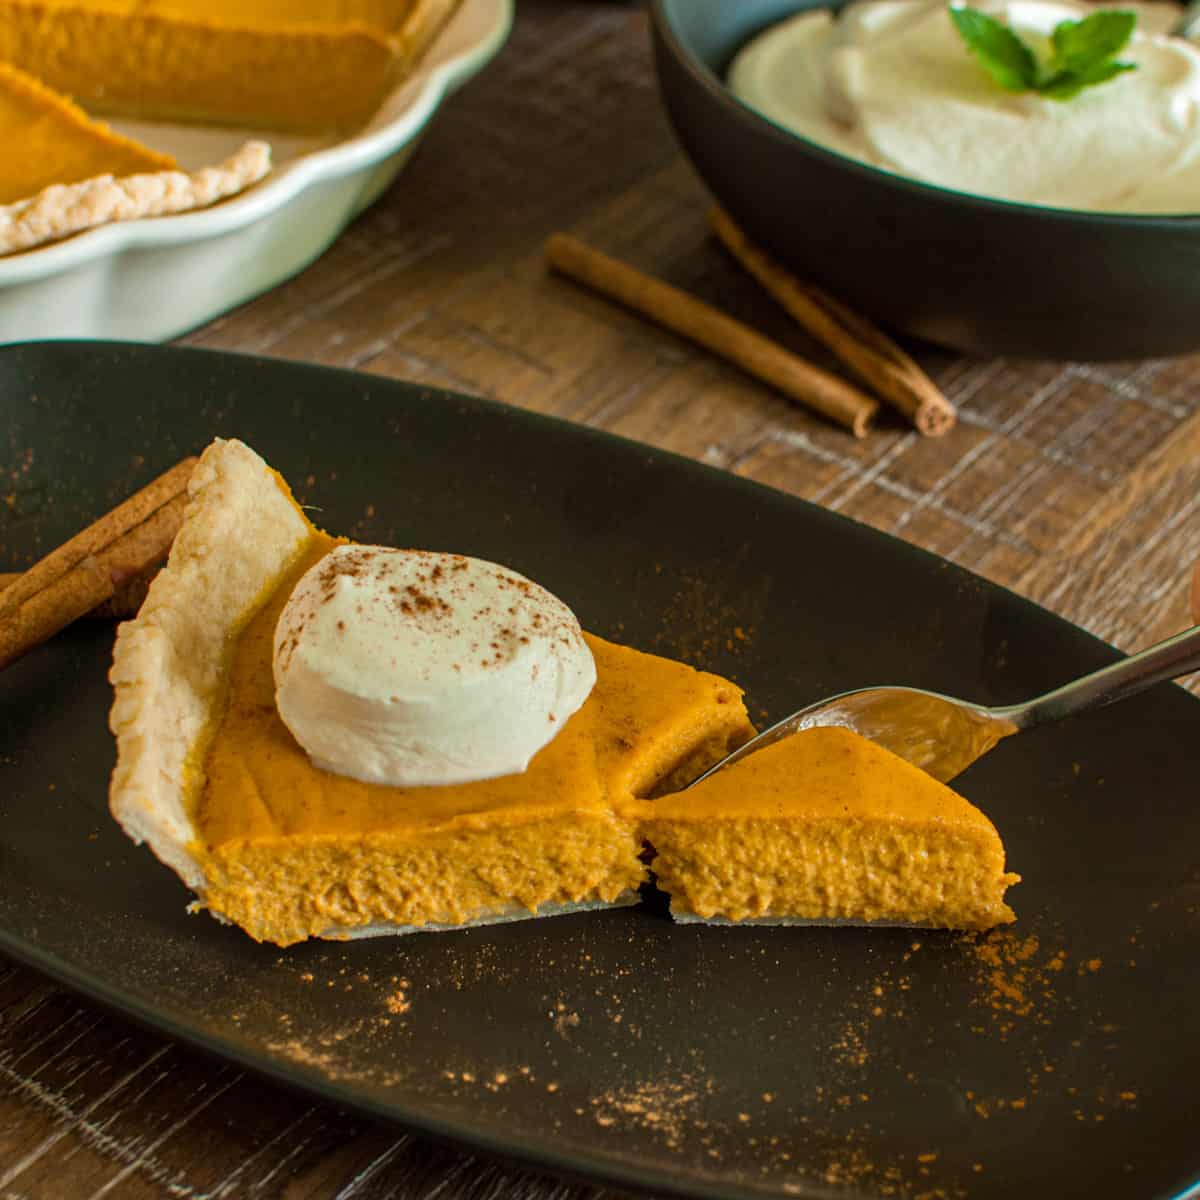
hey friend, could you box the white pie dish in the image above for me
[0,0,512,345]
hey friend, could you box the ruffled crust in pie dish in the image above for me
[2,141,270,256]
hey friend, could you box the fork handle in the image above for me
[998,623,1200,730]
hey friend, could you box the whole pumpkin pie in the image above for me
[108,438,756,946]
[0,0,461,132]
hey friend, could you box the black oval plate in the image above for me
[2,342,1198,1200]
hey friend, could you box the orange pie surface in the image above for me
[0,0,460,132]
[192,533,755,945]
[639,725,1019,931]
[0,60,175,206]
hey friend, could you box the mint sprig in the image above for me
[949,6,1138,101]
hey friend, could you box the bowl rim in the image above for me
[650,0,1200,228]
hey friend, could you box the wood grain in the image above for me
[3,1,1199,1196]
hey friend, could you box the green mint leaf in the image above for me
[949,6,1038,92]
[1039,57,1137,100]
[1050,10,1136,72]
[949,5,1138,100]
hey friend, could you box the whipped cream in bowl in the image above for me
[728,0,1200,213]
[649,0,1200,357]
[273,545,596,787]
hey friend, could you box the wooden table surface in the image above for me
[4,2,1200,1196]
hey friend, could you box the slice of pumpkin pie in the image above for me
[107,437,1018,946]
[638,725,1020,931]
[108,438,755,946]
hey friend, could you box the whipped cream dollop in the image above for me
[273,546,596,787]
[729,0,1200,213]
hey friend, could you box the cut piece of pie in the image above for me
[108,438,1019,946]
[638,725,1020,931]
[108,439,756,946]
[0,0,461,132]
[0,60,176,207]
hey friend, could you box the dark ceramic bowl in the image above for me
[651,0,1200,360]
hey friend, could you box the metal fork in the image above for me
[693,623,1200,785]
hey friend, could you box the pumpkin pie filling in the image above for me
[188,532,755,945]
[640,725,1019,931]
[0,59,176,207]
[0,0,461,132]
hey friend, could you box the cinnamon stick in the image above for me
[0,559,115,670]
[708,207,956,437]
[545,233,878,438]
[96,493,188,584]
[0,569,157,619]
[0,456,196,619]
[0,486,189,670]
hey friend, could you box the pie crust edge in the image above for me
[108,438,310,894]
[2,142,271,257]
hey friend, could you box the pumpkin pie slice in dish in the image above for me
[639,725,1020,931]
[0,60,271,255]
[0,0,462,132]
[108,438,755,946]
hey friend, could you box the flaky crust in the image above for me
[108,438,311,895]
[0,142,270,256]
